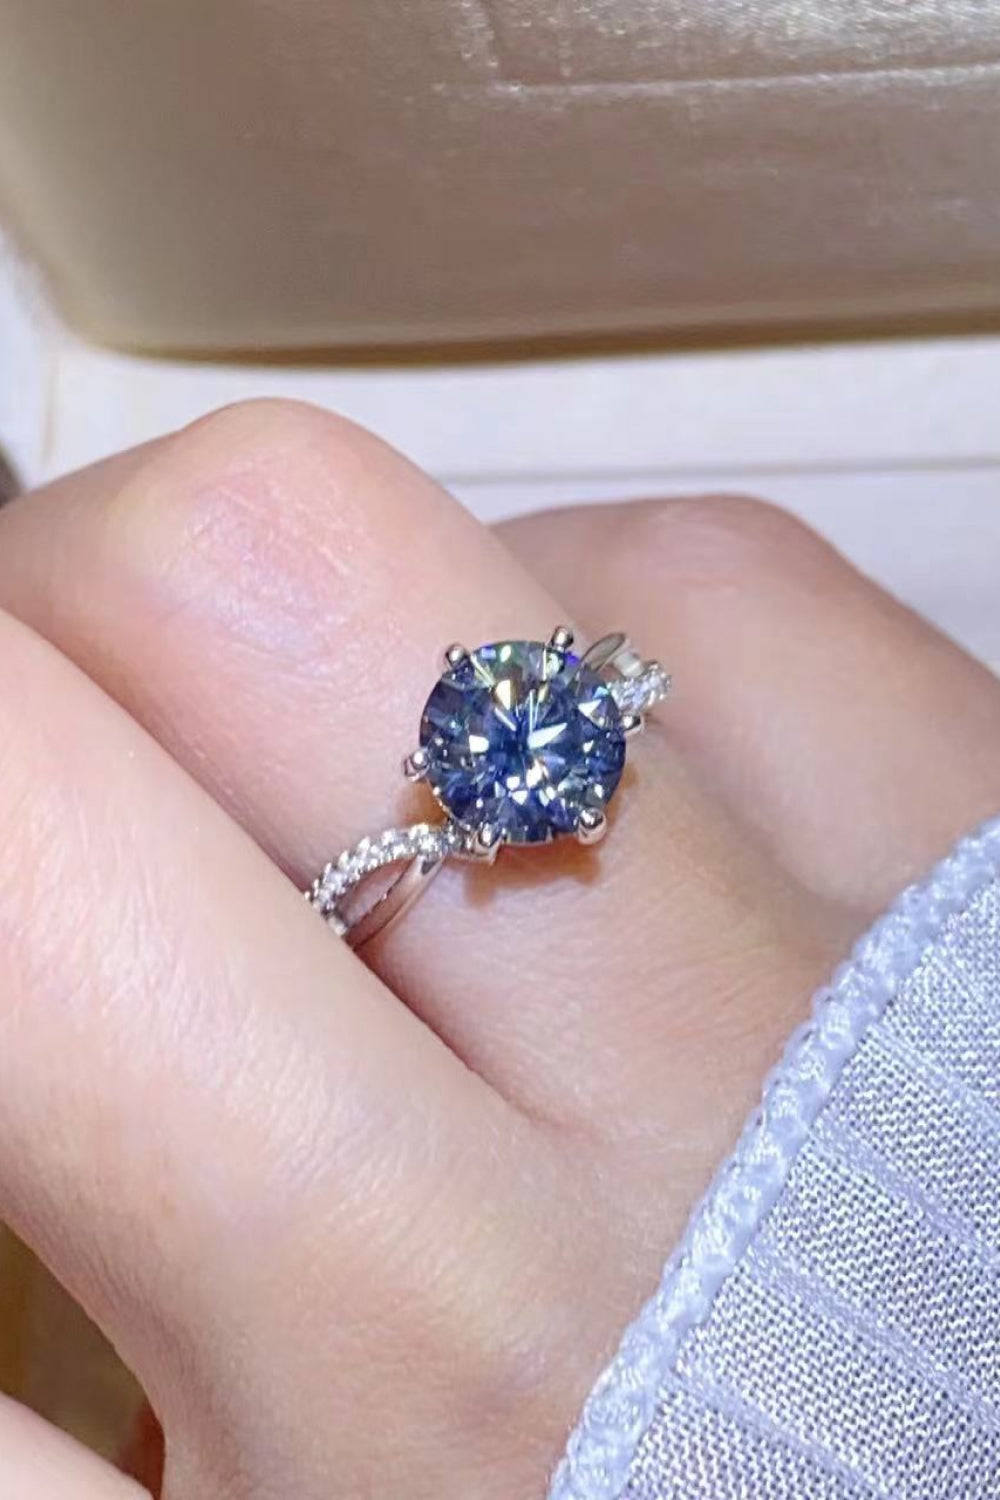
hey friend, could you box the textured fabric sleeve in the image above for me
[550,817,1000,1500]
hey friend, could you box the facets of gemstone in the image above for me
[418,640,626,844]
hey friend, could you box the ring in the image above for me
[306,628,670,949]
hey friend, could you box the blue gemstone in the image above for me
[419,640,626,844]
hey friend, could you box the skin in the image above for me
[0,399,997,1498]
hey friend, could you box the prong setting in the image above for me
[576,807,608,846]
[419,638,634,845]
[469,822,503,862]
[310,630,667,946]
[403,747,429,782]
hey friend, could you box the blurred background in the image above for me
[0,0,998,1475]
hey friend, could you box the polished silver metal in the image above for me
[341,840,447,951]
[403,747,429,781]
[470,822,503,862]
[306,630,669,950]
[576,807,608,845]
[580,632,624,669]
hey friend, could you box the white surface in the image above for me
[39,333,1000,482]
[0,238,50,483]
[0,251,998,667]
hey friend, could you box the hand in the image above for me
[0,401,997,1499]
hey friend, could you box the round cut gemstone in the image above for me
[419,640,626,844]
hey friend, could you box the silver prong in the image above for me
[621,712,644,738]
[445,643,469,669]
[470,823,503,862]
[403,748,429,782]
[548,625,575,653]
[576,807,608,845]
[580,631,628,674]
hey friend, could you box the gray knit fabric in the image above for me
[552,820,1000,1500]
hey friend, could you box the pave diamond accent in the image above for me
[609,661,671,716]
[419,639,626,844]
[307,822,463,933]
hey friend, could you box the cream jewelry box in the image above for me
[0,0,997,353]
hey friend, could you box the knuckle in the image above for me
[103,400,389,646]
[124,397,374,544]
[175,396,373,472]
[615,494,834,596]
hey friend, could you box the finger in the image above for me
[0,402,842,1151]
[0,1396,148,1500]
[501,496,1000,914]
[0,607,517,1485]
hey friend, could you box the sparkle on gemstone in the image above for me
[419,640,626,844]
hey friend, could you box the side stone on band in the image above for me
[306,630,669,949]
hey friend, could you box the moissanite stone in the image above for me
[419,640,626,844]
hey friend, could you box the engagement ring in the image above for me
[307,629,669,948]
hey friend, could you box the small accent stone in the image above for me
[611,663,671,716]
